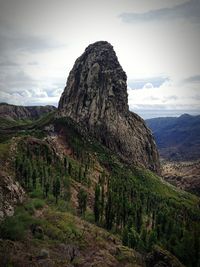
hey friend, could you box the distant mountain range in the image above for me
[0,103,56,128]
[146,114,200,161]
[0,103,56,120]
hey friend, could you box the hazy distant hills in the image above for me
[146,114,200,161]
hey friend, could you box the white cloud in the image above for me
[128,79,200,113]
[143,83,154,89]
[120,0,200,24]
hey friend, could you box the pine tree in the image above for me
[122,226,129,246]
[53,177,61,204]
[136,205,142,233]
[64,157,68,173]
[147,230,157,250]
[77,188,87,216]
[44,182,50,198]
[105,192,114,230]
[94,184,100,223]
[78,166,82,182]
[32,169,37,189]
[68,162,72,176]
[100,184,104,223]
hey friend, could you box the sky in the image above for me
[0,0,200,119]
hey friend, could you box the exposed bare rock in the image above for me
[58,41,160,172]
[0,170,25,220]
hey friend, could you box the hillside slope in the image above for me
[0,112,199,267]
[162,160,200,196]
[146,114,200,161]
[0,103,56,129]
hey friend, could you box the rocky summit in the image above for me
[59,41,160,172]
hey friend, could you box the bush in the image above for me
[0,216,26,240]
[0,207,39,241]
[32,198,45,209]
[84,211,95,223]
[24,202,35,215]
[42,223,64,241]
[29,188,43,198]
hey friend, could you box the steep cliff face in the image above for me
[58,41,160,172]
[0,103,56,121]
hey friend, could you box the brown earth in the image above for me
[162,160,200,196]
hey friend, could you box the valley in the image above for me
[146,115,200,197]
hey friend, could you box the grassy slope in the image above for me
[0,197,142,267]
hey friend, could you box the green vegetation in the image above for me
[0,205,39,241]
[92,164,200,267]
[0,117,32,129]
[77,188,88,216]
[54,117,200,267]
[15,137,71,206]
[0,199,80,245]
[0,141,11,161]
[0,111,56,143]
[94,184,101,223]
[0,111,56,131]
[0,116,199,267]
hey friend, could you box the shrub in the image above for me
[0,216,26,240]
[24,201,35,215]
[0,207,39,241]
[32,198,45,209]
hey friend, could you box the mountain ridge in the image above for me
[0,102,56,121]
[146,113,200,161]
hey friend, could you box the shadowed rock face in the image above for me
[58,41,160,172]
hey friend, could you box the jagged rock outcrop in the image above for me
[0,170,25,220]
[58,41,160,172]
[0,103,56,121]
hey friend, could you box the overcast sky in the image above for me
[0,0,200,118]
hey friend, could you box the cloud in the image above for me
[0,60,19,67]
[0,31,65,54]
[128,78,200,117]
[120,0,200,24]
[0,87,59,107]
[0,16,67,107]
[0,71,37,92]
[0,17,66,57]
[27,61,39,66]
[0,69,63,107]
[183,75,200,83]
[128,76,169,89]
[47,88,63,97]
